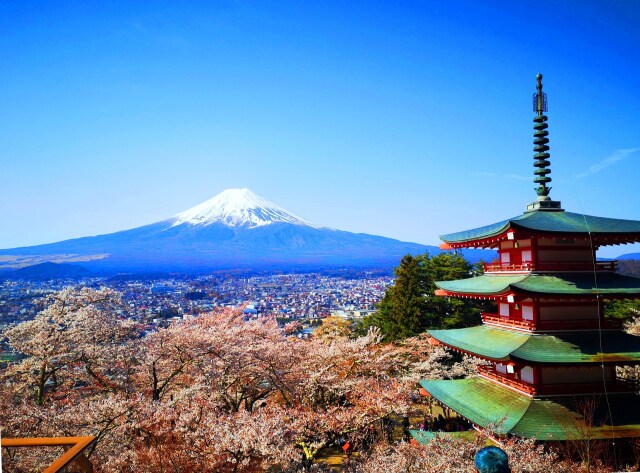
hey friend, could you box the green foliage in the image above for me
[380,255,426,340]
[358,252,486,341]
[604,299,640,321]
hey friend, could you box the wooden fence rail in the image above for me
[1,436,95,473]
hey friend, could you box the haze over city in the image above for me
[1,1,639,258]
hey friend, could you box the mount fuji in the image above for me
[171,188,318,229]
[0,188,487,274]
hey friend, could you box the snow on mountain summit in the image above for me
[171,188,319,229]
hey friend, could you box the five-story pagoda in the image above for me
[419,74,640,440]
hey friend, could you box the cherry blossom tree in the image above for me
[2,287,133,405]
[275,329,411,469]
[351,431,578,473]
[2,287,622,472]
[0,287,137,471]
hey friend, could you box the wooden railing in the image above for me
[483,262,533,272]
[478,366,536,395]
[0,436,95,473]
[482,313,535,331]
[482,313,623,332]
[483,261,618,273]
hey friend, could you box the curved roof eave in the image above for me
[419,377,640,440]
[435,273,640,297]
[428,325,640,364]
[435,274,526,295]
[440,210,640,245]
[428,325,529,361]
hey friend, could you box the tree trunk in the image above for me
[36,365,47,406]
[152,362,160,401]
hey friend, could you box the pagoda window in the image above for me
[521,305,534,321]
[500,252,511,264]
[521,250,532,262]
[499,303,510,317]
[496,364,507,374]
[500,241,514,250]
[520,366,534,384]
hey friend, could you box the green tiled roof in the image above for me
[514,330,640,363]
[435,273,640,296]
[409,430,477,445]
[436,274,524,295]
[428,325,640,363]
[441,210,640,244]
[441,218,511,244]
[429,325,526,361]
[420,377,640,440]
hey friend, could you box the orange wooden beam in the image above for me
[1,436,95,473]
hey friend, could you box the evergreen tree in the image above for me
[358,255,425,340]
[359,252,485,340]
[604,299,640,322]
[422,252,484,329]
[384,255,427,340]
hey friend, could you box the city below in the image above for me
[0,272,391,360]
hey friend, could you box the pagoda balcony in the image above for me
[482,313,534,331]
[482,313,624,332]
[483,261,618,273]
[483,262,534,273]
[478,366,536,396]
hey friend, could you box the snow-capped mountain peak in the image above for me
[171,188,319,229]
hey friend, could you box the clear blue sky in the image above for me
[1,0,639,257]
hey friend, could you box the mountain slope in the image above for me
[617,253,640,260]
[4,262,91,280]
[171,188,317,228]
[0,188,492,273]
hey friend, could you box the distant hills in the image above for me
[618,253,640,260]
[0,188,493,277]
[4,262,90,280]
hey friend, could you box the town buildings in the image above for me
[0,272,390,358]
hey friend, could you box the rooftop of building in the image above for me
[435,272,640,297]
[440,210,640,247]
[420,377,640,440]
[428,324,640,363]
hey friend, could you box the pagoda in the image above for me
[417,74,640,441]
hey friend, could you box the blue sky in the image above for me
[1,0,639,257]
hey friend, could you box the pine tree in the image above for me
[359,255,425,341]
[360,252,484,340]
[386,254,427,339]
[422,252,483,329]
